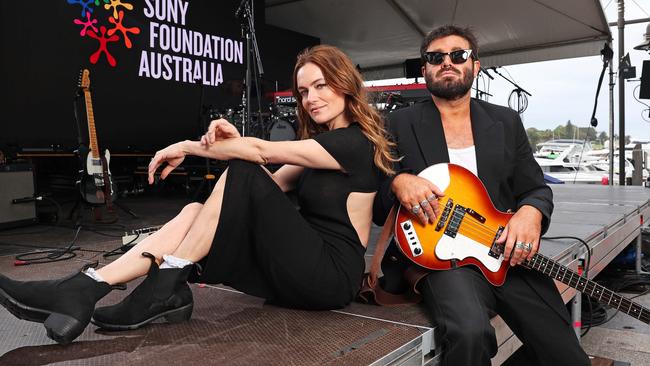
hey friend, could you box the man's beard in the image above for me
[425,66,474,100]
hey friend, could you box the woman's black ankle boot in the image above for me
[91,252,194,331]
[0,263,113,344]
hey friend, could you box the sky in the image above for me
[367,0,650,141]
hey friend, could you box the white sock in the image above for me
[83,267,107,283]
[159,254,193,269]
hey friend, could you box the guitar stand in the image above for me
[67,196,110,223]
[113,200,138,218]
[67,194,138,223]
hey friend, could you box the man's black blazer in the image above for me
[374,98,570,324]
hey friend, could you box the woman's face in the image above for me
[296,62,348,130]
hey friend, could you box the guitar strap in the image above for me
[357,206,428,306]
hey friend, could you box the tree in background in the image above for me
[526,120,606,151]
[597,131,608,147]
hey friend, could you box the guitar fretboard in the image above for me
[83,90,100,159]
[525,253,649,324]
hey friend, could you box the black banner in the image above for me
[0,0,318,151]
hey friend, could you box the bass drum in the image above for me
[268,119,296,141]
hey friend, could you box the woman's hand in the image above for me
[201,118,241,146]
[148,141,189,184]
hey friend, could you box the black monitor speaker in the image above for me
[403,58,422,79]
[640,60,650,99]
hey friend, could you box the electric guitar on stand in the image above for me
[394,163,649,324]
[77,69,117,208]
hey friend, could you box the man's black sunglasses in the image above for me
[423,49,474,65]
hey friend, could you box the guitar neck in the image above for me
[83,89,100,158]
[525,253,649,324]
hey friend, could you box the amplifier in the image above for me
[0,164,37,229]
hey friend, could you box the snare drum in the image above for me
[268,119,296,141]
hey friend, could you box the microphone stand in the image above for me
[490,67,532,113]
[236,0,264,137]
[475,67,494,100]
[472,87,493,100]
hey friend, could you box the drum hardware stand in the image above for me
[236,0,264,138]
[192,77,217,201]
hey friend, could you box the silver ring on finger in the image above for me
[411,204,421,214]
[427,194,436,202]
[523,242,533,252]
[515,241,525,250]
[420,199,429,208]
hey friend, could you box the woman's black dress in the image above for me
[190,123,379,310]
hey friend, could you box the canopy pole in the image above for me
[609,44,615,185]
[618,0,626,185]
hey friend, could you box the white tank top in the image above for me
[448,145,478,176]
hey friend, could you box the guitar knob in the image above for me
[414,248,421,255]
[403,222,411,230]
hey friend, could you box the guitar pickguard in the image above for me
[435,234,503,273]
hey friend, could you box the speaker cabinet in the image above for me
[403,58,422,79]
[640,60,650,99]
[0,165,37,229]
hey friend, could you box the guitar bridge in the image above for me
[488,226,506,259]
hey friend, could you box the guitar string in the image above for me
[451,215,499,240]
[456,220,496,238]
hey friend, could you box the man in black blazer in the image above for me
[373,25,589,365]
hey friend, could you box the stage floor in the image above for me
[0,185,649,365]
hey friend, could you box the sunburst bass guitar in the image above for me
[394,163,649,325]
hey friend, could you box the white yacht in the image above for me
[535,143,649,185]
[534,139,593,163]
[535,140,605,184]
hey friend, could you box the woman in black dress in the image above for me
[0,45,396,344]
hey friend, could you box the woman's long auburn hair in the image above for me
[291,45,396,176]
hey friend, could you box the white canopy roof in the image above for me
[265,0,612,79]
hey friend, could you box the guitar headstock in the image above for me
[78,69,91,90]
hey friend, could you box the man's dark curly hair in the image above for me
[420,25,479,65]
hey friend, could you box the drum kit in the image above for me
[207,98,297,142]
[204,89,422,142]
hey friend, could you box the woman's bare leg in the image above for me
[95,167,229,283]
[171,169,228,262]
[96,202,203,284]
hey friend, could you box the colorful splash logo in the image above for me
[68,0,141,67]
